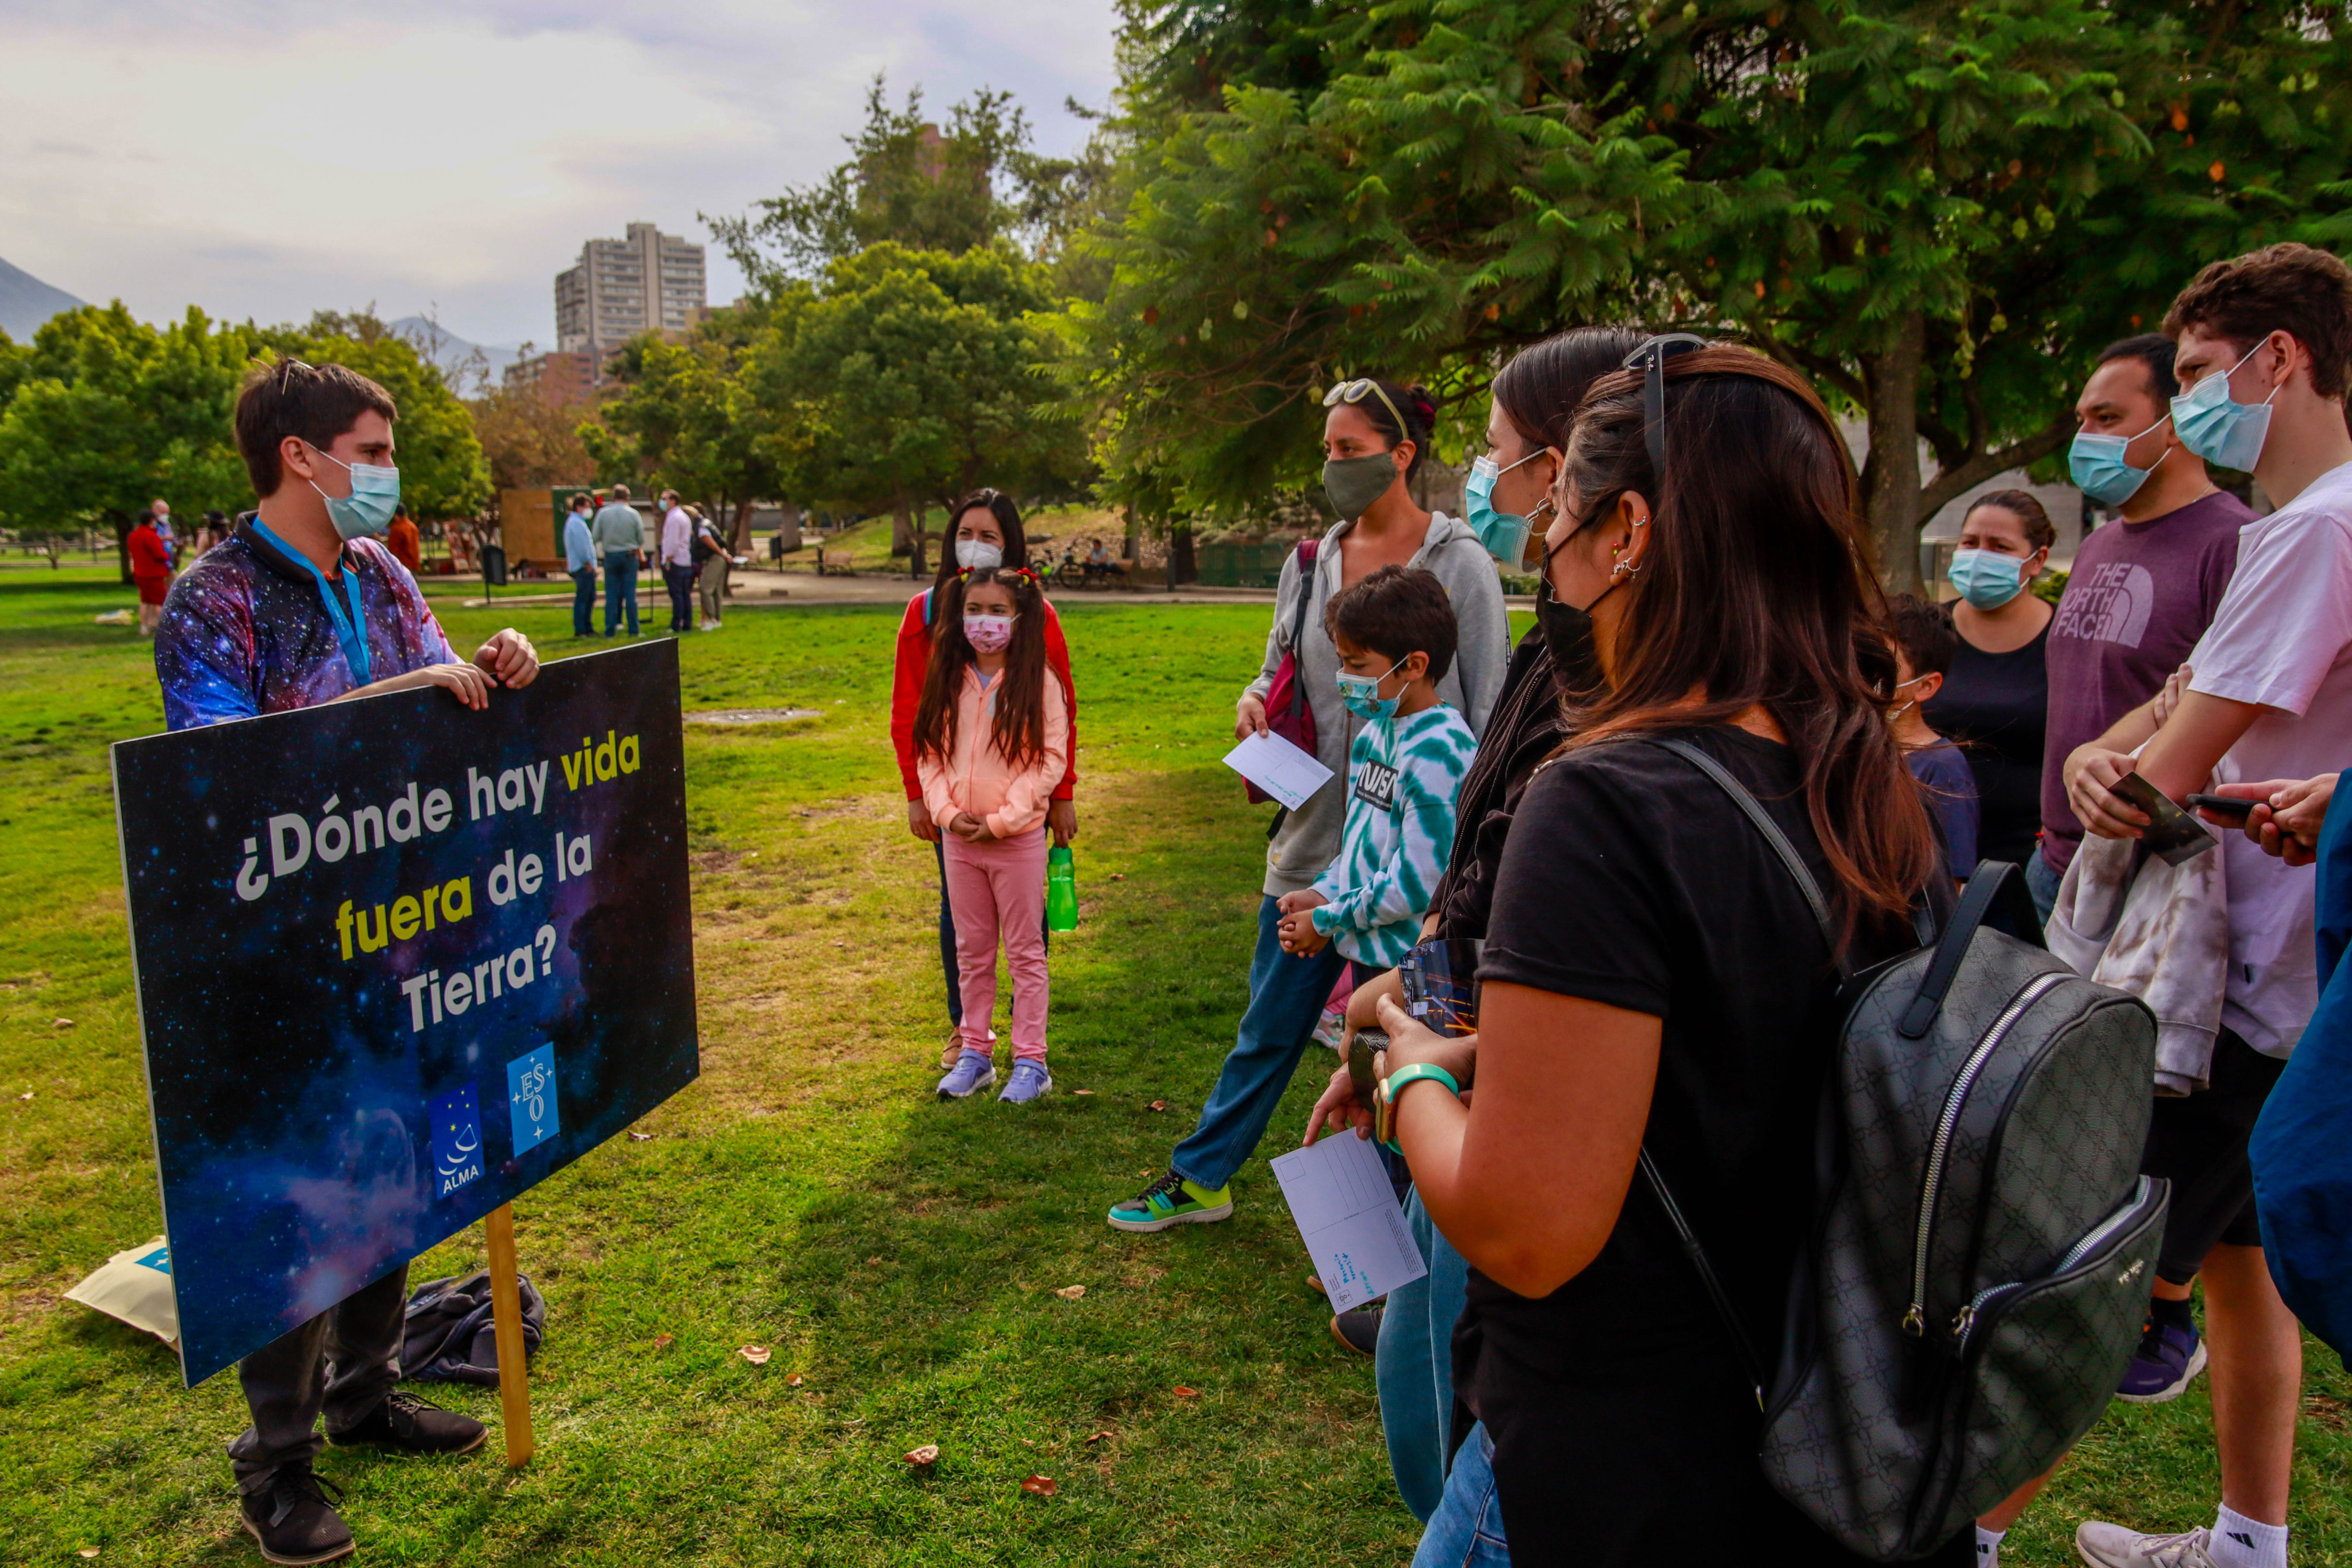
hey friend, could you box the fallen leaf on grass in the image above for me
[1085,1432,1113,1445]
[52,1018,72,1028]
[786,1374,804,1387]
[1074,1089,1095,1096]
[1111,872,1125,881]
[1021,1475,1057,1496]
[652,1333,674,1350]
[904,1444,940,1466]
[866,1256,884,1266]
[77,1551,99,1559]
[1172,1386,1200,1398]
[1053,1285,1086,1300]
[15,1091,29,1101]
[628,1132,652,1142]
[1149,1100,1169,1111]
[737,1345,772,1365]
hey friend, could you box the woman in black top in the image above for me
[1367,345,1966,1565]
[1922,490,2056,869]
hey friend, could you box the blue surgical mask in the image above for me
[2068,414,2169,506]
[306,443,401,541]
[1947,547,2027,610]
[1463,449,1553,565]
[2170,340,2278,472]
[1336,656,1405,722]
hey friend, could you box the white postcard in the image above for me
[1222,731,1335,812]
[1269,1131,1427,1312]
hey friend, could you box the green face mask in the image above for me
[1323,452,1399,519]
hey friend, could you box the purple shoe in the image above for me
[2116,1316,2207,1403]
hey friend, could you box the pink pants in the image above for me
[943,826,1050,1060]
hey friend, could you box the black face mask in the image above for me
[1534,526,1617,696]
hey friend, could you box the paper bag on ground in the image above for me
[65,1237,179,1347]
[1269,1133,1426,1312]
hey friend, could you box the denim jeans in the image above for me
[664,562,695,632]
[933,835,1049,1032]
[1411,1422,1511,1567]
[603,551,638,636]
[1379,1187,1472,1523]
[1170,895,1347,1194]
[570,568,596,636]
[2025,848,2061,930]
[227,1264,407,1490]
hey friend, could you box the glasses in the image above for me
[1620,334,1707,479]
[1323,378,1412,445]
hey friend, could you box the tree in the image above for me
[468,367,595,492]
[756,244,1088,575]
[586,320,786,539]
[1085,0,2352,585]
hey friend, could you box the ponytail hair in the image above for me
[1350,379,1438,480]
[911,567,1053,768]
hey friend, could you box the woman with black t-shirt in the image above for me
[1922,490,2056,870]
[1362,344,1967,1566]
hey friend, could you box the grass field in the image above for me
[1,561,2348,1565]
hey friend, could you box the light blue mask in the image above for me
[1947,547,2026,610]
[2170,340,2277,473]
[1463,449,1551,565]
[2068,414,2169,506]
[307,443,402,541]
[1337,656,1404,722]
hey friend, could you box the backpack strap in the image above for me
[1279,540,1320,717]
[1895,858,2047,1039]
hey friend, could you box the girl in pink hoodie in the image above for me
[913,568,1070,1102]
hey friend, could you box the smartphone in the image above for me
[2186,792,2258,825]
[2105,772,2220,866]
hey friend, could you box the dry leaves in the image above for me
[53,1018,73,1028]
[904,1444,940,1466]
[1149,1100,1169,1112]
[77,1552,99,1560]
[1053,1285,1086,1300]
[786,1373,804,1388]
[1085,1431,1113,1445]
[15,1091,29,1102]
[866,1255,884,1266]
[628,1132,652,1142]
[651,1333,674,1350]
[1021,1474,1057,1496]
[1172,1386,1200,1399]
[737,1345,772,1366]
[1111,872,1125,881]
[1074,1089,1095,1096]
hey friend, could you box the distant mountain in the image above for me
[389,316,524,392]
[0,256,86,341]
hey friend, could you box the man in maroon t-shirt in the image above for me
[2037,333,2251,917]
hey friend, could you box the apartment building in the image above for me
[554,222,706,369]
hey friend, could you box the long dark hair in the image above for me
[1558,345,1936,927]
[931,488,1028,593]
[912,567,1052,767]
[1494,328,1651,453]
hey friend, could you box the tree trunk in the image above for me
[1122,504,1141,563]
[773,501,802,554]
[110,511,133,584]
[1860,313,1927,595]
[1167,522,1196,589]
[891,495,915,559]
[908,502,929,580]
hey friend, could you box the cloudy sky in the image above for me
[0,1,1120,350]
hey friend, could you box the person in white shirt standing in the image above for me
[2047,242,2352,1568]
[659,488,695,636]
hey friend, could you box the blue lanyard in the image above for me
[249,518,371,686]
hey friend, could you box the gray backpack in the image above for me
[1651,739,2168,1561]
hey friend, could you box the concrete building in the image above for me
[554,222,706,368]
[502,349,596,409]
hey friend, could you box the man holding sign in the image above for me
[154,358,539,1564]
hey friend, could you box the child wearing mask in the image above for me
[1888,594,1980,879]
[916,567,1070,1104]
[1274,566,1478,977]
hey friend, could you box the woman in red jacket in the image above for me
[129,512,175,635]
[891,489,1079,1066]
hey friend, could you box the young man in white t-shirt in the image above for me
[2050,243,2352,1568]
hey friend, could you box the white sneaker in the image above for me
[2076,1522,2220,1567]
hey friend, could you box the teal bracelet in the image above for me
[1379,1063,1463,1155]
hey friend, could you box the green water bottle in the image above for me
[1046,845,1079,932]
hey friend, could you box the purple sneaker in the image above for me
[2116,1316,2207,1403]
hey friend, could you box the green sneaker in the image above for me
[1106,1169,1232,1232]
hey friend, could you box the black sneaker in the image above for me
[327,1389,489,1456]
[239,1462,353,1565]
[1330,1301,1383,1356]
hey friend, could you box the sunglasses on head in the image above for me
[1322,378,1412,445]
[1621,333,1707,478]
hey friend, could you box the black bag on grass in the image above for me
[399,1270,546,1385]
[1648,738,2166,1561]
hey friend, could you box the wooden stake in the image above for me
[483,1202,533,1467]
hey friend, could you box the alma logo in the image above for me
[429,1083,485,1199]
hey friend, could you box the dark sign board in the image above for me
[112,640,697,1385]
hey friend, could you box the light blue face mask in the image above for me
[306,443,402,541]
[1947,547,2027,610]
[2068,413,2170,506]
[1336,656,1405,722]
[1463,448,1553,565]
[2170,340,2278,473]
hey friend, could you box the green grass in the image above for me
[0,560,2348,1564]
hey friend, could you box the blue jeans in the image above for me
[932,835,1048,1031]
[570,568,596,636]
[1411,1422,1511,1567]
[1379,1187,1472,1523]
[603,551,638,636]
[1170,895,1347,1194]
[664,562,695,631]
[2025,848,2061,930]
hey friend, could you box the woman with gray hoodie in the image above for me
[1108,376,1508,1233]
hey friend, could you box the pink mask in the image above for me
[964,614,1015,652]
